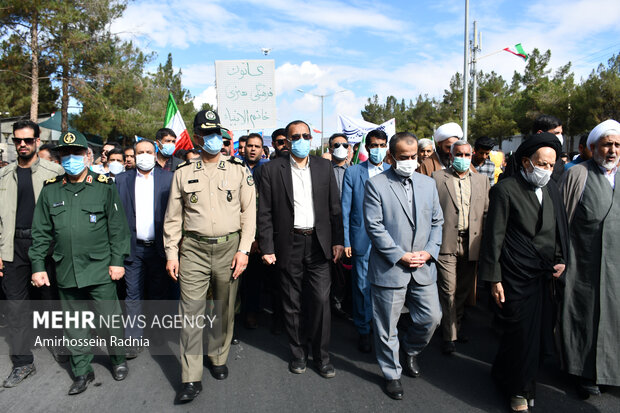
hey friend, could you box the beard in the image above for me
[275,147,289,157]
[594,153,619,170]
[18,150,36,161]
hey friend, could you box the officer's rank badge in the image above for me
[247,175,254,186]
[190,193,198,203]
[227,190,232,202]
[218,160,226,169]
[89,214,97,223]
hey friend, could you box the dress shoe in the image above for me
[68,371,95,395]
[244,312,258,329]
[288,358,307,374]
[402,354,420,377]
[177,381,202,403]
[210,364,228,380]
[112,361,128,381]
[315,362,336,378]
[442,340,456,355]
[125,346,141,360]
[510,395,529,412]
[231,337,240,345]
[358,333,372,353]
[384,379,403,400]
[576,378,601,399]
[3,364,36,388]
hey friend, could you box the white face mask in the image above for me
[109,161,125,175]
[136,153,156,171]
[524,160,551,188]
[393,156,418,177]
[332,146,348,160]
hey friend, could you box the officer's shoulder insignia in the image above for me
[217,160,226,170]
[178,160,191,169]
[247,175,254,186]
[44,177,58,185]
[97,174,110,184]
[229,156,243,165]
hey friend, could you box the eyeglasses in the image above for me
[275,139,287,146]
[12,137,36,145]
[223,141,231,146]
[290,133,311,141]
[332,143,349,149]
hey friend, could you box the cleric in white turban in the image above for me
[560,118,620,397]
[419,122,468,176]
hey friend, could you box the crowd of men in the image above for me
[0,112,618,412]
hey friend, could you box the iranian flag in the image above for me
[503,43,528,61]
[164,93,193,153]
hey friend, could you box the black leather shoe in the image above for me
[288,358,307,374]
[112,361,128,381]
[384,379,403,400]
[210,364,228,380]
[177,381,202,403]
[315,362,336,378]
[442,340,456,355]
[3,364,36,388]
[358,333,372,353]
[68,371,95,395]
[403,354,420,377]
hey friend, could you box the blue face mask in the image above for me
[160,142,176,157]
[291,138,311,159]
[452,156,471,173]
[202,133,223,155]
[61,154,86,176]
[369,147,387,165]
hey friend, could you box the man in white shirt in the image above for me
[114,139,174,358]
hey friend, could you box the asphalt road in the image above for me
[1,299,619,413]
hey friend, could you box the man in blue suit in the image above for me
[115,139,174,358]
[342,129,390,353]
[363,132,443,400]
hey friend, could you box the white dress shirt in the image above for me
[290,156,315,228]
[368,162,384,178]
[135,169,155,241]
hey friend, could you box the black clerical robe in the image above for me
[479,173,568,398]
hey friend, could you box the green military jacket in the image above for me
[29,170,131,288]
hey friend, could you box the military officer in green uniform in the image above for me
[164,110,256,403]
[29,132,131,395]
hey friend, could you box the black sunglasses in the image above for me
[333,143,349,149]
[12,137,36,145]
[223,141,231,146]
[275,139,287,145]
[290,133,311,141]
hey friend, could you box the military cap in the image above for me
[222,129,233,141]
[57,131,88,149]
[193,110,228,135]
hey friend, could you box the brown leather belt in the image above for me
[293,227,315,236]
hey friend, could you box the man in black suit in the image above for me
[115,139,175,358]
[258,120,344,378]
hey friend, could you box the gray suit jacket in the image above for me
[363,168,443,287]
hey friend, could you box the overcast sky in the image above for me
[112,0,620,139]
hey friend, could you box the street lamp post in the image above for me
[297,89,348,153]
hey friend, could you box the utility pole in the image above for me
[471,21,481,113]
[462,0,470,139]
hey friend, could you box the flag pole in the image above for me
[462,0,470,140]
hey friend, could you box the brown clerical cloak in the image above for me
[561,160,620,386]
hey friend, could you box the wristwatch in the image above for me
[238,249,249,256]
